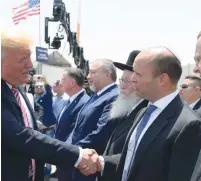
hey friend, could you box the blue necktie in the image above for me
[126,104,157,179]
[134,104,157,147]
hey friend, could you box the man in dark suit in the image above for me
[56,67,90,181]
[98,50,148,181]
[1,30,101,181]
[82,46,201,181]
[67,59,118,181]
[180,75,201,117]
[190,30,201,181]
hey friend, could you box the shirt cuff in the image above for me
[74,147,83,167]
[99,156,105,171]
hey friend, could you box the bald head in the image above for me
[131,46,181,102]
[134,47,182,84]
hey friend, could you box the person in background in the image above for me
[23,74,35,95]
[189,31,201,181]
[56,67,90,181]
[34,80,56,129]
[67,59,119,181]
[52,80,69,120]
[83,46,201,181]
[180,75,201,117]
[98,50,149,181]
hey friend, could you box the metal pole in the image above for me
[76,0,82,45]
[37,0,42,74]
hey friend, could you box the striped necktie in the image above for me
[11,86,35,181]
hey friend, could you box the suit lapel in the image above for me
[1,80,24,125]
[117,108,146,174]
[128,95,183,179]
[193,99,201,110]
[57,92,85,130]
[18,86,38,129]
[111,100,149,144]
[76,84,117,123]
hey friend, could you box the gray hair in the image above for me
[64,67,85,87]
[91,59,117,82]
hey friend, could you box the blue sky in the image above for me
[1,0,201,67]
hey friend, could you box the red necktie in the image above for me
[11,86,36,181]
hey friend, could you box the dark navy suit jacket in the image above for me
[1,80,80,181]
[55,91,90,142]
[72,84,118,154]
[69,84,118,181]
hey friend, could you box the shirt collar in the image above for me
[6,82,12,89]
[150,90,179,110]
[189,98,201,109]
[69,89,85,103]
[97,83,116,96]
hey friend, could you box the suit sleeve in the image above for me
[168,120,201,181]
[101,154,121,179]
[2,102,79,167]
[75,96,117,152]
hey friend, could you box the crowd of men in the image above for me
[1,30,201,181]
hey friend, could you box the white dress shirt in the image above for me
[121,90,179,181]
[189,98,200,109]
[97,83,116,96]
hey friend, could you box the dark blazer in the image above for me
[193,98,201,118]
[103,95,201,181]
[103,100,149,156]
[99,100,148,181]
[55,91,90,142]
[72,84,118,154]
[190,150,201,181]
[1,80,80,181]
[36,84,56,127]
[70,84,118,181]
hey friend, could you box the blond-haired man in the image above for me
[1,30,100,181]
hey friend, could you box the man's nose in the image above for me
[26,58,33,69]
[193,65,199,73]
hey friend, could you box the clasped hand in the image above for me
[77,148,102,176]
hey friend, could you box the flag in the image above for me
[12,0,40,25]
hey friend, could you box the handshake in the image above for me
[76,148,103,176]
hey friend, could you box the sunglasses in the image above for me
[180,84,195,89]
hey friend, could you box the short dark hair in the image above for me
[197,31,201,39]
[64,67,85,87]
[185,75,201,88]
[151,47,182,84]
